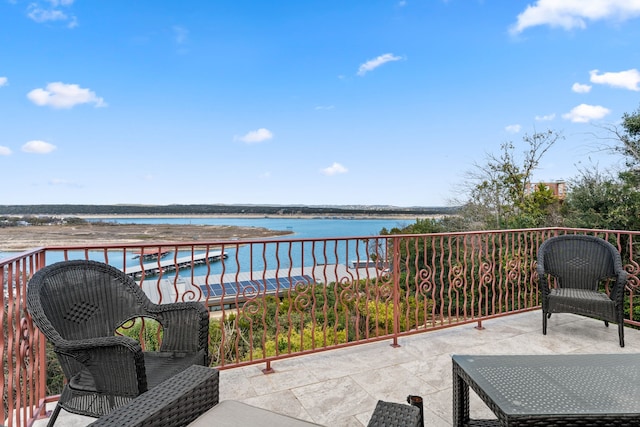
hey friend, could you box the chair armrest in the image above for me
[55,335,147,394]
[609,269,629,303]
[147,301,209,356]
[89,365,219,427]
[536,265,552,294]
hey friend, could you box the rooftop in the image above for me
[35,310,640,426]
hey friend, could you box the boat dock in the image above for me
[138,264,384,308]
[124,250,227,278]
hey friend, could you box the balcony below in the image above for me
[33,310,640,426]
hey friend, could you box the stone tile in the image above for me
[291,376,377,426]
[351,363,438,403]
[403,352,455,391]
[240,389,316,422]
[218,367,258,400]
[246,364,320,395]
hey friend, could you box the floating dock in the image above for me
[139,264,384,308]
[124,250,227,278]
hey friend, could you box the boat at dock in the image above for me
[124,250,227,278]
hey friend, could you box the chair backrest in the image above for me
[537,235,622,290]
[27,260,154,343]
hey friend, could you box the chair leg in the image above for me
[47,403,62,427]
[604,320,609,327]
[619,323,625,347]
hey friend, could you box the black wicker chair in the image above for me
[26,260,210,426]
[537,235,628,347]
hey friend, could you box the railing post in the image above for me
[391,236,401,348]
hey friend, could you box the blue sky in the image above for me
[1,1,640,207]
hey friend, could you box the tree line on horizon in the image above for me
[0,204,457,217]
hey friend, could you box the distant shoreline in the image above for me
[0,215,436,252]
[78,213,442,220]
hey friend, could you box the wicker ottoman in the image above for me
[90,365,219,427]
[367,400,422,427]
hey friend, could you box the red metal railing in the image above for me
[2,227,640,426]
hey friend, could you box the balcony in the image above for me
[31,311,640,426]
[3,227,640,426]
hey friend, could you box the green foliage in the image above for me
[358,300,394,335]
[613,104,640,169]
[564,167,640,231]
[250,324,348,359]
[506,183,563,229]
[381,217,469,234]
[45,342,64,396]
[116,317,162,351]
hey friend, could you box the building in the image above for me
[524,180,566,200]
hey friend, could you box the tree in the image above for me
[565,106,640,231]
[564,166,640,231]
[460,129,564,229]
[603,105,640,169]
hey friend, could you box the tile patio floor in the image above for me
[34,310,640,426]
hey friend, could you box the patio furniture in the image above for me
[452,354,640,426]
[537,234,627,347]
[91,364,421,426]
[90,365,219,427]
[26,260,210,426]
[367,399,422,427]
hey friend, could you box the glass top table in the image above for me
[452,354,640,426]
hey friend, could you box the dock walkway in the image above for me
[124,250,227,278]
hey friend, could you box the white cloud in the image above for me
[562,103,610,123]
[49,0,75,6]
[235,128,274,144]
[510,0,640,34]
[22,140,57,154]
[505,124,521,133]
[357,53,402,76]
[321,162,348,176]
[0,77,7,87]
[27,82,106,109]
[28,5,67,22]
[535,113,556,121]
[572,82,592,93]
[27,0,77,28]
[590,69,640,91]
[315,105,335,110]
[0,146,12,156]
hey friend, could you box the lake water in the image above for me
[89,217,410,239]
[0,217,414,274]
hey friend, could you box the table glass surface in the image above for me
[453,354,640,416]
